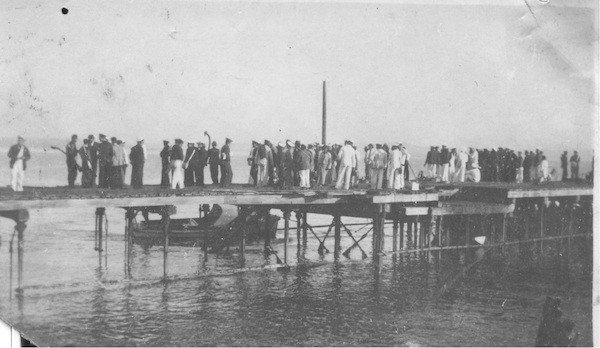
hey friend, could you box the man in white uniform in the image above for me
[371,144,387,189]
[8,136,31,191]
[335,140,357,190]
[387,144,403,190]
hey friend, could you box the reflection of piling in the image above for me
[95,208,105,252]
[283,210,291,265]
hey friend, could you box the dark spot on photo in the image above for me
[62,8,68,15]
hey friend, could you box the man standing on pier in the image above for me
[334,140,356,190]
[88,134,99,187]
[98,134,113,188]
[220,138,233,187]
[66,134,80,188]
[110,137,125,189]
[171,138,185,189]
[208,141,220,185]
[281,140,294,189]
[160,140,171,187]
[8,136,31,192]
[561,151,569,181]
[570,151,580,180]
[129,137,146,189]
[79,139,94,188]
[196,142,208,186]
[371,144,387,189]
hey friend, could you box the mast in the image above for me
[322,81,326,144]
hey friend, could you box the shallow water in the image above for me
[0,206,592,346]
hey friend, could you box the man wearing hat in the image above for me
[248,141,259,186]
[335,140,356,190]
[66,134,80,188]
[160,140,171,187]
[440,145,450,183]
[570,151,580,180]
[7,136,31,191]
[110,138,126,189]
[195,142,208,186]
[280,140,295,189]
[207,140,220,185]
[370,144,387,189]
[171,139,185,189]
[79,139,94,188]
[220,138,233,187]
[265,140,276,186]
[97,134,113,188]
[129,137,146,189]
[386,144,403,190]
[184,142,198,187]
[87,134,99,187]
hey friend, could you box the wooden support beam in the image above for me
[399,219,405,250]
[334,214,341,256]
[95,207,105,252]
[392,217,399,252]
[302,211,308,248]
[283,210,290,265]
[407,217,413,249]
[295,211,302,247]
[16,221,26,296]
[160,205,176,281]
[372,208,386,270]
[501,214,507,254]
[540,201,545,255]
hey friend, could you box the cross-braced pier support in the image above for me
[0,209,29,299]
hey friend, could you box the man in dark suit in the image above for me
[207,141,220,185]
[160,140,171,187]
[196,142,208,186]
[87,134,99,187]
[129,137,146,189]
[220,138,233,187]
[66,134,80,187]
[98,134,113,188]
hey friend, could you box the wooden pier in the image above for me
[0,181,593,295]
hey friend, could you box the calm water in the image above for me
[0,206,593,346]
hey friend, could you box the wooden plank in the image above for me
[403,202,514,216]
[507,187,593,199]
[370,192,438,203]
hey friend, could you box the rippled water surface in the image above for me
[0,206,593,346]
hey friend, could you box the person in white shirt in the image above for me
[453,148,469,183]
[370,144,387,189]
[8,136,31,191]
[335,140,357,190]
[465,163,481,183]
[387,144,403,189]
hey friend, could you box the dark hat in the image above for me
[376,144,382,148]
[99,133,106,138]
[111,137,117,142]
[88,134,95,139]
[83,139,90,145]
[175,138,183,144]
[225,137,232,143]
[212,141,217,146]
[295,140,301,147]
[163,140,169,144]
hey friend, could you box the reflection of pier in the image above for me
[0,182,593,296]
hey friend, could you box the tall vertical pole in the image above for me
[392,216,399,253]
[161,206,175,281]
[16,221,26,297]
[283,210,290,265]
[302,212,308,248]
[322,81,327,145]
[334,214,341,258]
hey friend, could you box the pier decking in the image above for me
[0,181,593,296]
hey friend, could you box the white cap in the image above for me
[137,136,144,142]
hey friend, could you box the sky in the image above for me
[0,0,597,157]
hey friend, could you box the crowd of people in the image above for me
[422,146,583,184]
[5,135,588,192]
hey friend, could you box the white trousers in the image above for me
[371,168,384,189]
[516,167,524,183]
[427,164,437,178]
[11,160,24,191]
[454,166,466,182]
[257,159,268,186]
[336,164,353,190]
[299,169,310,188]
[389,167,404,190]
[171,160,185,189]
[441,163,449,182]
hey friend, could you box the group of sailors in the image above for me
[245,140,360,190]
[159,137,232,189]
[5,135,587,192]
[243,140,413,191]
[423,146,583,184]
